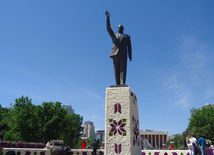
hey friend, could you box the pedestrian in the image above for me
[92,139,98,155]
[198,135,208,155]
[171,144,175,149]
[187,134,194,155]
[80,139,87,149]
[192,135,198,155]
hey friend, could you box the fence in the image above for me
[2,148,214,155]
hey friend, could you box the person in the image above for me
[96,139,100,148]
[80,140,87,149]
[187,134,194,155]
[171,144,175,149]
[92,139,98,155]
[187,134,198,155]
[101,142,104,149]
[192,135,198,155]
[105,11,132,85]
[198,135,208,155]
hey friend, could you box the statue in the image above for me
[105,11,132,86]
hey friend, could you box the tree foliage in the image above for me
[38,101,68,143]
[188,105,214,143]
[62,113,83,148]
[1,96,83,148]
[5,96,40,142]
[0,105,10,140]
[166,135,184,149]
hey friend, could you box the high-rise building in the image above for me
[82,121,95,139]
[61,105,74,115]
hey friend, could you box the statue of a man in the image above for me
[105,11,132,86]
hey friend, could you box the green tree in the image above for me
[173,135,183,149]
[75,138,84,149]
[62,113,83,148]
[166,134,185,149]
[3,96,84,145]
[188,105,214,143]
[38,101,68,143]
[4,96,40,142]
[85,136,95,149]
[0,105,10,140]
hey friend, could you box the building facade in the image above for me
[82,121,95,139]
[140,130,168,149]
[61,105,74,115]
[95,130,105,143]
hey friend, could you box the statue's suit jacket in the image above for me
[106,18,132,60]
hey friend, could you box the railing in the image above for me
[142,150,190,155]
[68,150,189,155]
[70,149,104,155]
[2,148,214,155]
[2,148,51,155]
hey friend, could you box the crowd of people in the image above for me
[186,134,210,155]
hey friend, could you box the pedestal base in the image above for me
[105,87,141,155]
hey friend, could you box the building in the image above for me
[168,134,181,140]
[93,129,168,149]
[95,130,105,143]
[140,129,168,149]
[82,121,95,139]
[61,105,74,115]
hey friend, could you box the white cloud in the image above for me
[163,36,213,109]
[58,76,103,100]
[165,71,192,109]
[79,87,103,100]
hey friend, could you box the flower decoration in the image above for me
[40,151,46,155]
[132,116,140,146]
[114,103,121,114]
[98,151,104,155]
[82,152,87,155]
[130,92,137,104]
[115,143,122,154]
[110,120,126,136]
[25,151,31,155]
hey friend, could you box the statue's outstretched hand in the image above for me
[105,11,110,17]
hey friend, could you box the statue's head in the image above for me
[118,24,124,33]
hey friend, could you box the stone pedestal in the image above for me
[105,87,141,155]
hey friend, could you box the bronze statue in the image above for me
[105,11,132,86]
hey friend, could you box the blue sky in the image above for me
[1,0,214,136]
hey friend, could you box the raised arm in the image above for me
[105,11,114,38]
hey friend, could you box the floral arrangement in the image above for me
[45,140,64,149]
[45,140,70,154]
[0,141,45,148]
